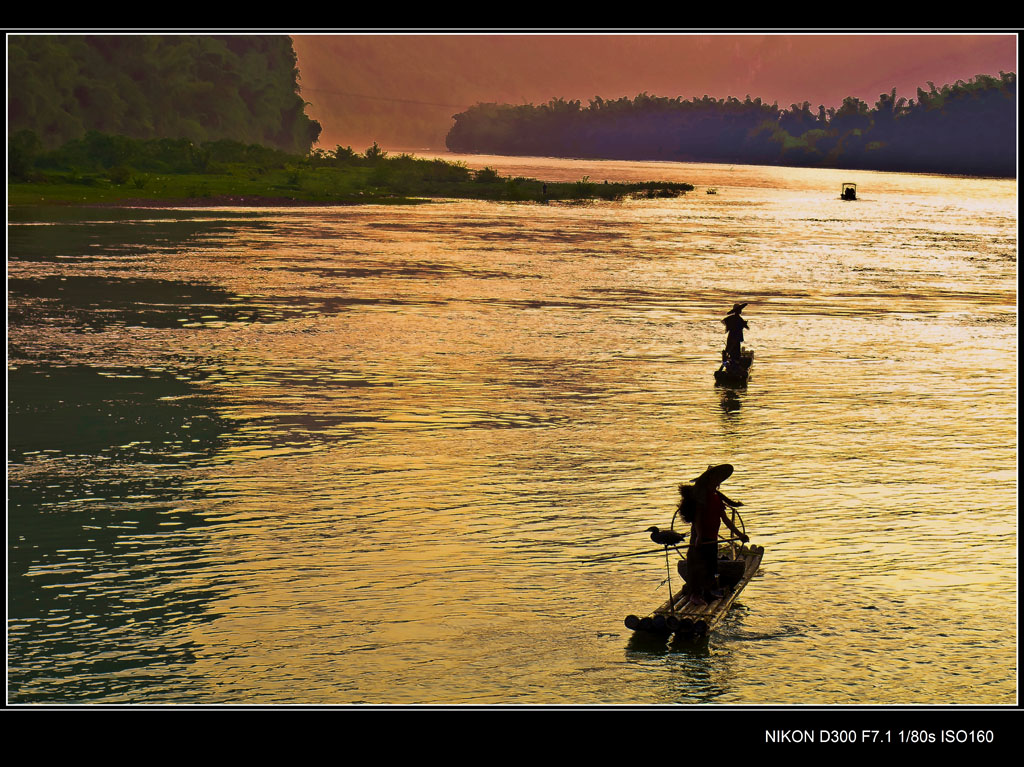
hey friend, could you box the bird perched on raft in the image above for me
[646,526,687,546]
[646,526,688,615]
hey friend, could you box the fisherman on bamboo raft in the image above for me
[677,464,748,607]
[720,302,749,371]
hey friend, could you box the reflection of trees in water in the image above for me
[7,272,432,334]
[6,213,282,332]
[7,209,256,262]
[8,275,276,330]
[8,365,234,702]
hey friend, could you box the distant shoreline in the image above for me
[444,75,1017,180]
[8,178,695,209]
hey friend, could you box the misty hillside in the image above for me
[8,35,322,154]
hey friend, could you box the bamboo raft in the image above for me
[714,348,754,387]
[625,543,764,641]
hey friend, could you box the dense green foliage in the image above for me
[8,134,693,206]
[446,73,1016,176]
[8,35,322,154]
[11,131,298,178]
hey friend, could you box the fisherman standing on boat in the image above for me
[721,302,749,363]
[682,464,748,606]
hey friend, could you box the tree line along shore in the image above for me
[7,132,693,207]
[445,73,1016,178]
[8,36,1014,185]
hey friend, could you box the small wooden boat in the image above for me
[714,348,753,387]
[625,542,764,641]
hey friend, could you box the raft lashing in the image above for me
[625,543,764,641]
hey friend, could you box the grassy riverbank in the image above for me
[7,169,694,207]
[8,133,693,207]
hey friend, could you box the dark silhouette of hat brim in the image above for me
[727,302,749,315]
[692,464,734,486]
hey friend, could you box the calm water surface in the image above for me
[7,157,1017,705]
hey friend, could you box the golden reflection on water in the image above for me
[7,160,1016,704]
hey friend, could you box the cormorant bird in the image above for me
[646,526,686,546]
[646,526,687,615]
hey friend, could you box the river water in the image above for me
[7,156,1017,705]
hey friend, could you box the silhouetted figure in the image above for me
[721,302,749,363]
[680,464,748,606]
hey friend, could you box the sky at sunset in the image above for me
[291,33,1018,152]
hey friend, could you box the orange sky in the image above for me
[291,33,1017,152]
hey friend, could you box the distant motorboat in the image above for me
[840,182,857,201]
[706,188,718,195]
